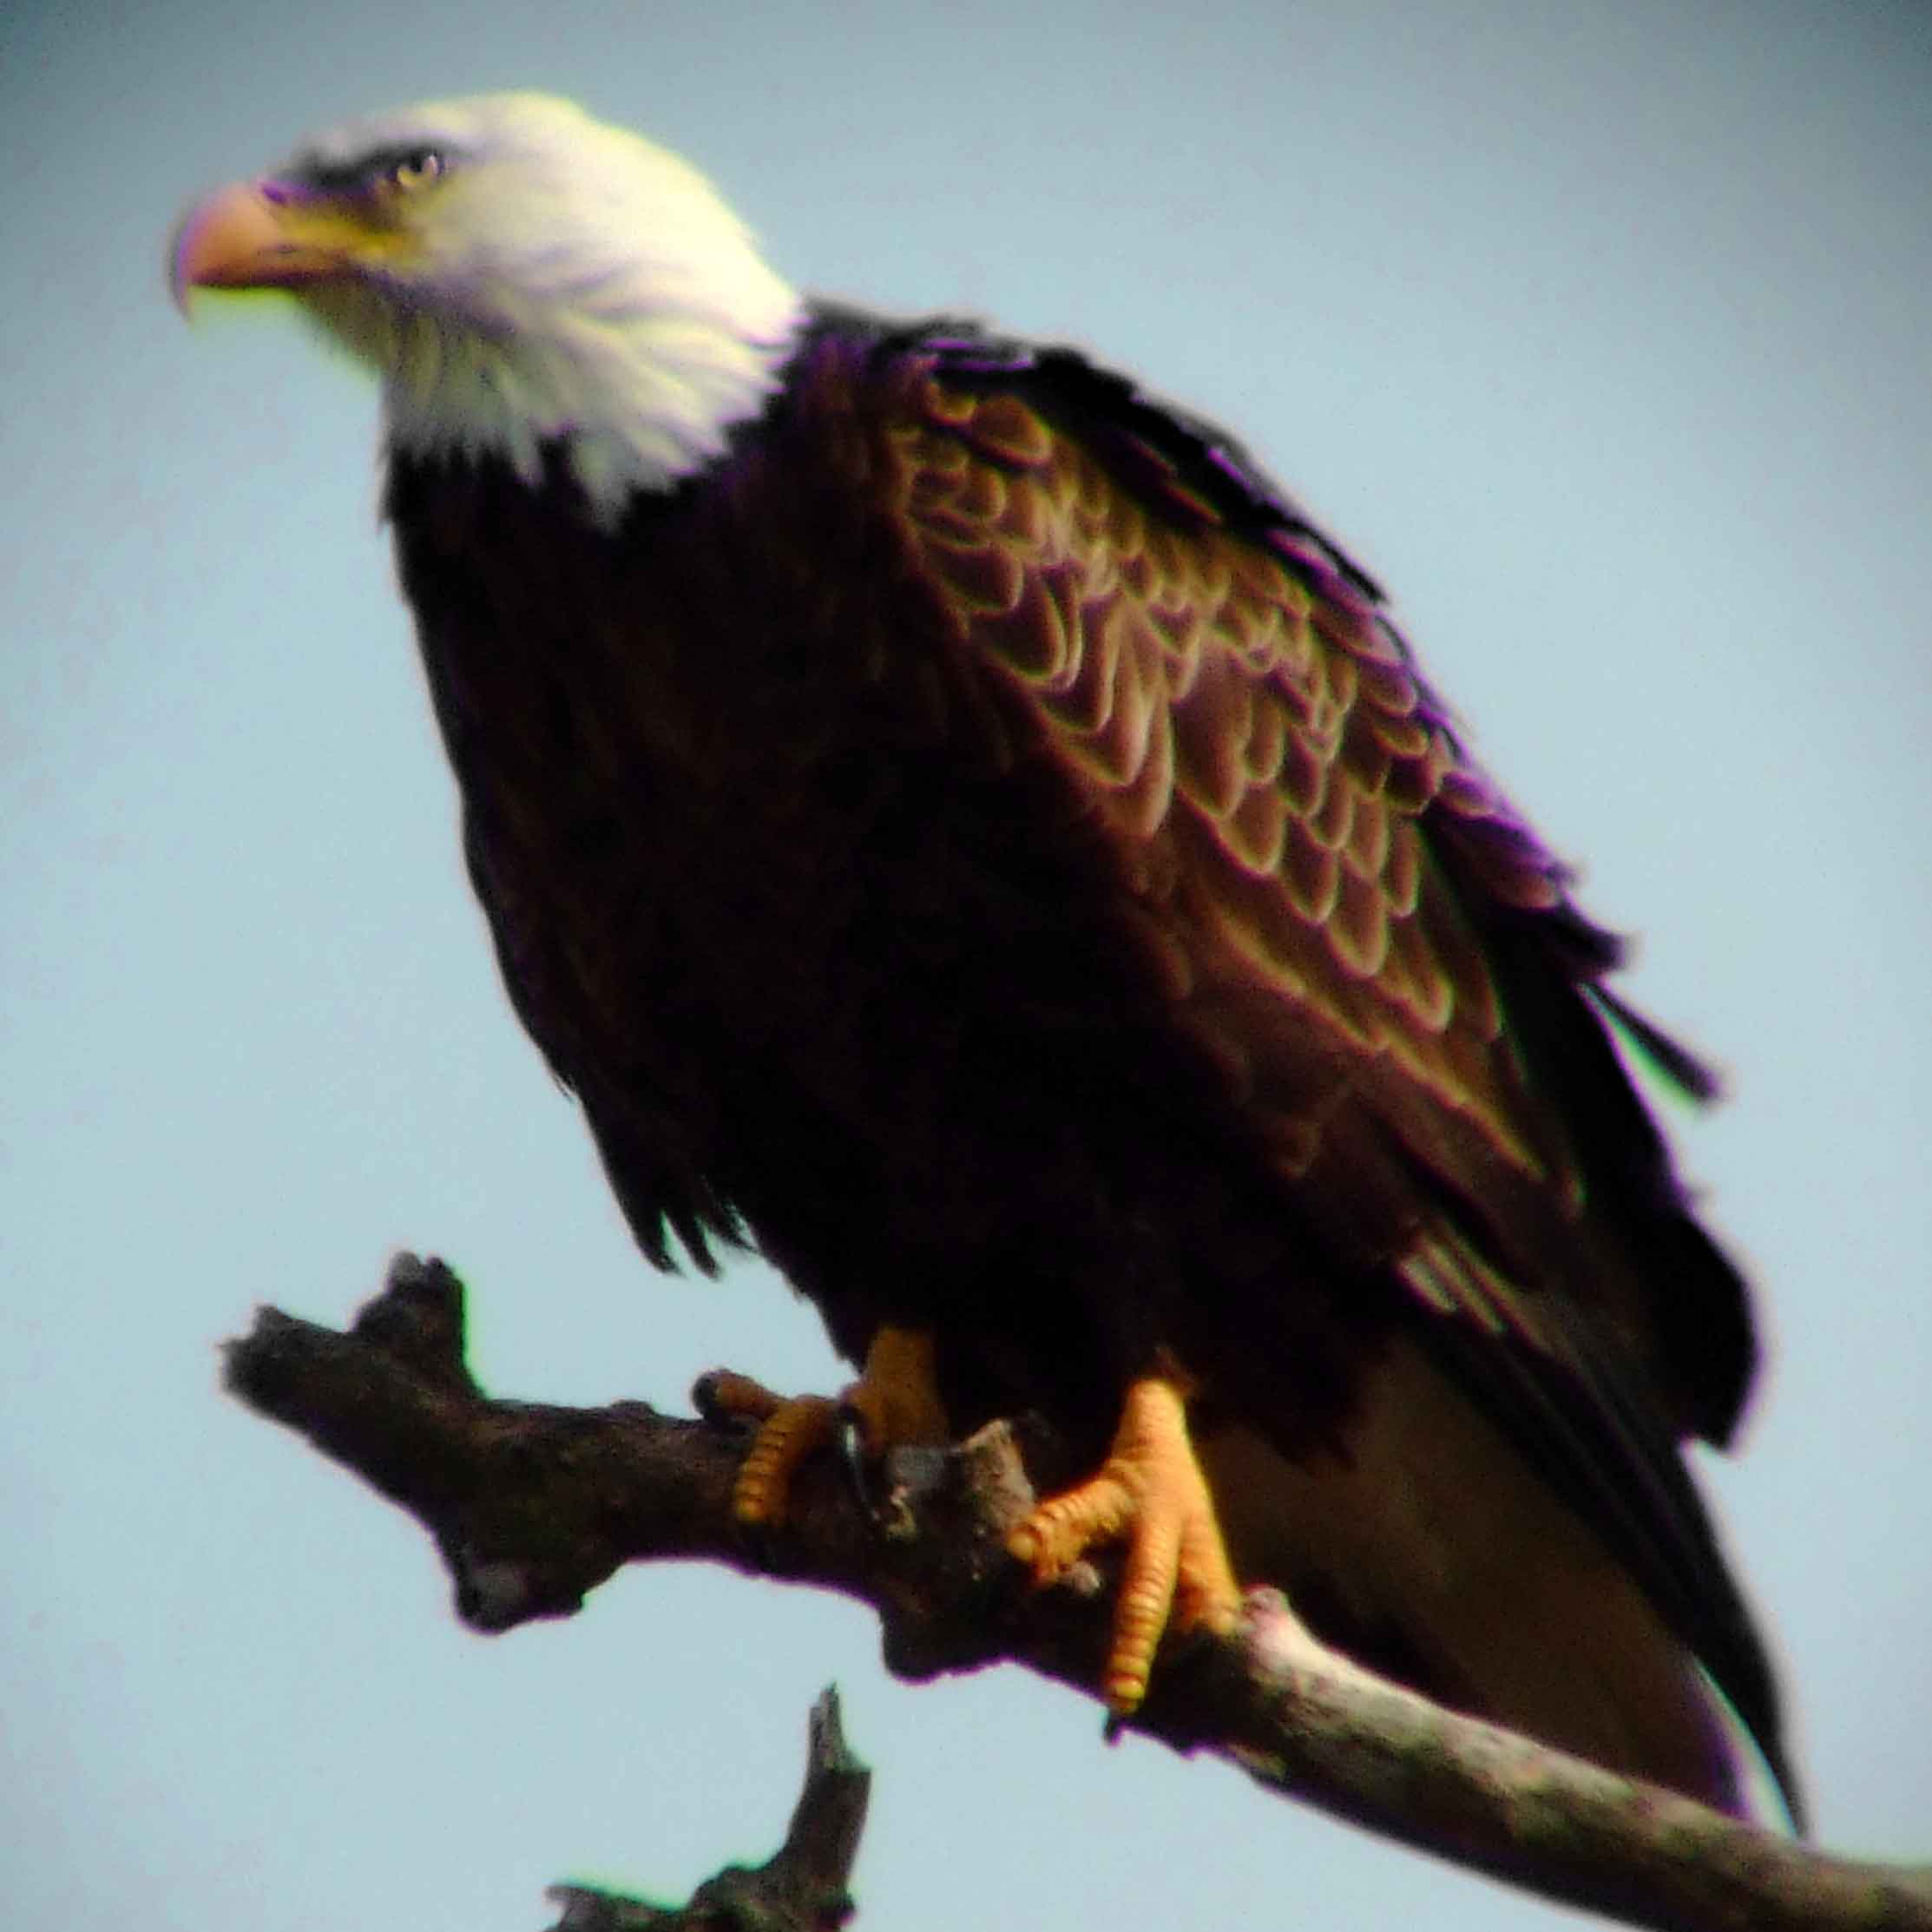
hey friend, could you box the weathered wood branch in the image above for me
[545,1686,869,1930]
[224,1254,1932,1932]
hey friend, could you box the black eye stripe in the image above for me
[290,143,452,194]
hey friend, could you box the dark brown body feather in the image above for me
[388,308,1794,1818]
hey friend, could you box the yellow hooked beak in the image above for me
[168,180,398,312]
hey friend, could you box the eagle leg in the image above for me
[701,1325,950,1530]
[1007,1364,1241,1714]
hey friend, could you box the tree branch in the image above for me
[545,1686,870,1930]
[224,1254,1932,1932]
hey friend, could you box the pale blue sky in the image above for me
[4,3,1929,1926]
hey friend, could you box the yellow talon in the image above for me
[1009,1368,1241,1714]
[733,1391,842,1528]
[703,1327,950,1530]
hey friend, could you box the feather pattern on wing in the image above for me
[883,329,1752,1433]
[861,325,1786,1793]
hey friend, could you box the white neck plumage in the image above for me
[362,277,805,526]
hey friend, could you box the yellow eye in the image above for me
[385,149,444,194]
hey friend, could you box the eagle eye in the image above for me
[380,148,446,195]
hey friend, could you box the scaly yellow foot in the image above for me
[1008,1368,1241,1714]
[702,1326,950,1530]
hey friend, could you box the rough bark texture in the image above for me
[224,1255,1931,1932]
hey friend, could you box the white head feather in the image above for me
[286,94,804,524]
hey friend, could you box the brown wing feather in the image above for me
[871,356,1793,1804]
[884,367,1659,1380]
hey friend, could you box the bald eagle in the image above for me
[173,93,1797,1823]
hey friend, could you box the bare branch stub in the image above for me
[223,1254,1932,1932]
[544,1686,871,1930]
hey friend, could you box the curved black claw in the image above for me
[835,1404,882,1520]
[690,1369,735,1428]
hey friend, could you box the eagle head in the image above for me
[170,94,803,520]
